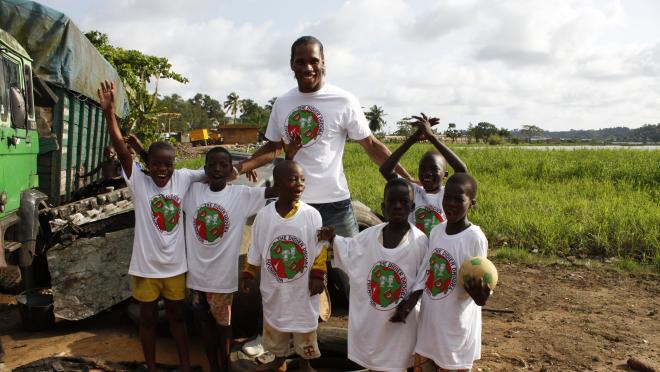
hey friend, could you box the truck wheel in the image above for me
[351,200,382,231]
[0,265,22,293]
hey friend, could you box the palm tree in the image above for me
[224,92,240,124]
[365,105,386,132]
[265,97,277,112]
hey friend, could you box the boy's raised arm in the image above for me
[379,129,423,181]
[411,113,467,173]
[98,81,133,178]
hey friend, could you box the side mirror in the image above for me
[10,86,27,129]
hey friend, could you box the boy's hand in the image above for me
[317,226,336,243]
[390,299,413,323]
[284,132,303,160]
[125,134,143,151]
[410,113,440,140]
[464,277,491,306]
[97,80,116,115]
[309,276,324,296]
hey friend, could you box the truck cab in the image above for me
[0,29,39,286]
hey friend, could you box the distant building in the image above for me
[219,124,260,144]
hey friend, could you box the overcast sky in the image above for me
[38,0,660,132]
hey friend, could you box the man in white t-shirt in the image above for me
[235,35,412,300]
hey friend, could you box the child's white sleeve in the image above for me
[246,216,262,266]
[412,246,431,292]
[246,186,268,216]
[331,236,352,272]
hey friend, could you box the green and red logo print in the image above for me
[287,105,324,147]
[194,203,230,244]
[414,206,445,235]
[150,194,181,233]
[367,261,407,311]
[424,248,457,300]
[266,235,308,283]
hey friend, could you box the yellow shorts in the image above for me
[131,274,186,302]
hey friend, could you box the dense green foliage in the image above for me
[529,123,660,142]
[343,144,660,264]
[157,93,226,131]
[85,31,188,144]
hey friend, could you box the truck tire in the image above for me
[351,200,382,231]
[0,265,22,293]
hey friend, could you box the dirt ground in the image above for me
[1,260,658,371]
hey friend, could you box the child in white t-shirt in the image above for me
[318,178,428,371]
[99,81,202,372]
[397,173,492,371]
[380,113,467,235]
[184,146,277,372]
[241,160,327,372]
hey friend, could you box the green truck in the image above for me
[0,0,136,320]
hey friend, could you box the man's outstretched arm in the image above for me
[234,140,283,181]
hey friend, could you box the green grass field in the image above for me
[344,144,660,265]
[178,144,660,266]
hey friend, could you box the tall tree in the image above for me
[472,122,498,143]
[520,124,545,140]
[444,123,461,143]
[85,31,188,144]
[224,92,240,124]
[365,105,387,132]
[393,117,415,136]
[239,98,268,126]
[265,97,277,112]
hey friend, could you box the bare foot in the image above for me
[255,356,287,372]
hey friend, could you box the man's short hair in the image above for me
[290,35,324,63]
[205,146,232,163]
[446,173,477,198]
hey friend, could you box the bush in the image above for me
[488,134,503,145]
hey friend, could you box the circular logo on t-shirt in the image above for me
[367,261,407,311]
[287,105,324,147]
[194,203,230,244]
[414,206,445,235]
[424,248,457,300]
[150,194,181,233]
[266,234,308,283]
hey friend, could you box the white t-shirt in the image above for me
[413,224,488,370]
[333,223,428,371]
[265,83,372,203]
[122,163,205,278]
[247,202,323,332]
[184,183,266,293]
[409,184,446,236]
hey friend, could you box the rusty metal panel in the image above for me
[47,228,133,320]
